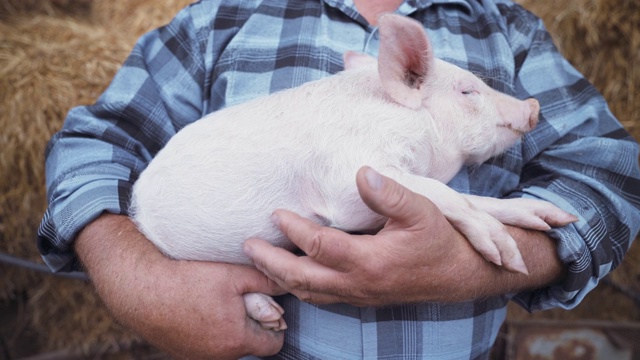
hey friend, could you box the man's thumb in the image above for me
[355,166,434,226]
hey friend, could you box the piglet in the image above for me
[129,14,577,332]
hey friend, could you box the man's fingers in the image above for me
[243,238,350,300]
[269,209,362,271]
[356,166,433,228]
[243,238,306,288]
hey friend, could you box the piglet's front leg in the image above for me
[390,172,578,275]
[461,195,579,231]
[391,173,529,274]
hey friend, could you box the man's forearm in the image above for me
[74,214,177,336]
[75,213,285,359]
[448,225,565,302]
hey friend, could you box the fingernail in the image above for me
[243,242,254,258]
[270,212,281,226]
[365,167,383,191]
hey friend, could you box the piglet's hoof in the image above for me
[243,292,287,331]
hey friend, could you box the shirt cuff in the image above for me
[507,186,617,312]
[37,178,132,272]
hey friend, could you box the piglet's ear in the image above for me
[377,14,433,109]
[343,51,377,70]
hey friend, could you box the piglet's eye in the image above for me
[462,89,476,95]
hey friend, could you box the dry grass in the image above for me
[0,14,142,352]
[0,0,92,20]
[92,0,195,39]
[0,0,638,355]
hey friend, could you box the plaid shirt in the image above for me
[38,0,640,358]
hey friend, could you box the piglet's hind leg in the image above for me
[243,292,287,331]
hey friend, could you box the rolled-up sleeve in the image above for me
[37,3,211,272]
[506,9,640,311]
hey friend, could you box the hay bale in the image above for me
[0,14,129,294]
[92,0,196,40]
[0,15,142,353]
[0,0,92,20]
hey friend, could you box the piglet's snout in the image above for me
[497,96,540,133]
[526,98,540,130]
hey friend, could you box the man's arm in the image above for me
[244,167,565,306]
[37,3,290,357]
[504,4,640,310]
[75,213,285,359]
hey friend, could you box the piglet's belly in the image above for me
[130,170,305,265]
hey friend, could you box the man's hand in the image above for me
[76,214,286,360]
[243,166,565,306]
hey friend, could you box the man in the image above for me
[38,0,640,358]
